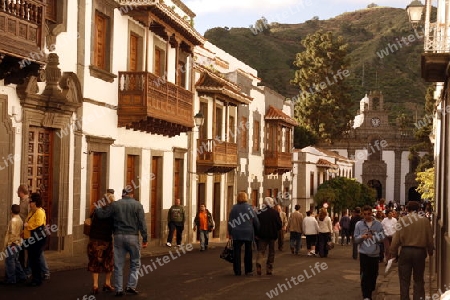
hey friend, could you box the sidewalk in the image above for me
[375,257,437,300]
[0,241,220,275]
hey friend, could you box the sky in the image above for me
[184,0,413,35]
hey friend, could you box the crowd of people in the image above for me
[3,186,434,300]
[227,194,434,300]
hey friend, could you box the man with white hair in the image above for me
[255,197,282,275]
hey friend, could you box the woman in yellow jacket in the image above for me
[23,193,47,287]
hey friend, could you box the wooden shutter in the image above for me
[94,12,107,69]
[129,33,138,71]
[155,48,161,76]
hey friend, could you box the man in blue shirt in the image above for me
[96,187,148,296]
[354,205,385,300]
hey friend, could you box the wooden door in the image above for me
[213,182,220,238]
[126,155,138,200]
[251,189,258,207]
[90,152,103,213]
[173,159,182,203]
[28,127,53,223]
[151,157,160,238]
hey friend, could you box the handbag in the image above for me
[326,241,335,250]
[83,217,92,236]
[31,224,47,240]
[220,240,234,263]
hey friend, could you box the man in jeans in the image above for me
[96,187,148,296]
[256,198,282,275]
[287,204,303,255]
[166,198,185,247]
[354,205,385,300]
[390,201,434,300]
[193,204,215,251]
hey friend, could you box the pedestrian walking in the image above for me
[166,198,185,248]
[95,187,148,296]
[381,209,397,263]
[23,193,47,287]
[193,204,215,251]
[227,191,260,276]
[287,204,303,255]
[87,189,115,295]
[1,204,26,285]
[350,207,363,260]
[339,211,351,245]
[317,208,332,258]
[275,204,287,251]
[16,185,50,281]
[332,216,341,244]
[303,211,319,256]
[354,205,385,300]
[389,201,434,300]
[256,197,282,275]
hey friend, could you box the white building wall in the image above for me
[401,151,411,204]
[383,150,395,202]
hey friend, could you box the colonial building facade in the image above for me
[0,1,295,253]
[292,146,354,216]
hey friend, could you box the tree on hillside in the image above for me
[291,31,354,144]
[293,126,317,149]
[410,84,435,172]
[314,177,376,212]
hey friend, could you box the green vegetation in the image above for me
[291,30,353,143]
[314,177,376,211]
[415,167,434,203]
[205,7,429,126]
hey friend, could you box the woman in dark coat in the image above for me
[87,190,115,294]
[227,192,260,276]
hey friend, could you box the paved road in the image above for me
[0,243,366,300]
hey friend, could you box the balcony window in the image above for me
[129,33,139,71]
[215,106,223,140]
[253,120,260,152]
[154,46,166,77]
[240,117,248,150]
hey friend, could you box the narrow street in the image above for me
[0,243,365,300]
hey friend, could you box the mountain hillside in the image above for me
[204,6,429,123]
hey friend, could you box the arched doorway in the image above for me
[407,186,421,202]
[368,179,382,200]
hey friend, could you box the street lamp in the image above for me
[193,111,204,128]
[406,0,425,29]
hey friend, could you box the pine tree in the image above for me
[291,31,353,143]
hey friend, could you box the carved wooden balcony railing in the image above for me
[0,0,46,62]
[264,150,292,175]
[118,72,194,137]
[196,139,238,173]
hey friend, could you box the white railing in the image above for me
[424,23,450,53]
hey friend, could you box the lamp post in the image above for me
[406,0,425,29]
[187,111,204,243]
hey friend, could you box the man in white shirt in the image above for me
[381,209,397,264]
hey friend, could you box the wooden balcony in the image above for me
[118,72,194,137]
[197,139,238,173]
[264,151,292,175]
[0,0,45,62]
[0,0,46,84]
